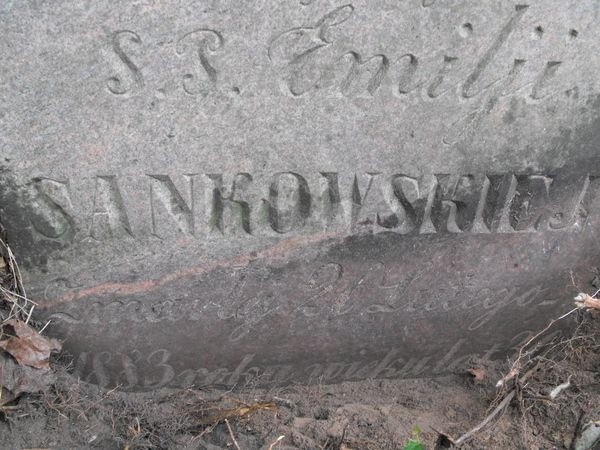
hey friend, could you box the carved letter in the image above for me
[176,29,224,96]
[90,175,133,240]
[28,178,75,240]
[391,175,436,234]
[268,5,354,96]
[510,172,591,232]
[268,172,311,233]
[148,175,195,237]
[427,55,459,98]
[318,172,343,229]
[462,5,529,98]
[205,173,252,235]
[530,61,562,100]
[339,51,389,97]
[395,53,422,95]
[106,30,144,95]
[430,174,490,232]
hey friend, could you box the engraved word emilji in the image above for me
[268,4,574,99]
[23,171,595,241]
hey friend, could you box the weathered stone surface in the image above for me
[1,0,600,389]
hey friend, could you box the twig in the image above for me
[454,365,538,446]
[0,286,37,305]
[549,375,572,400]
[454,390,515,446]
[77,385,120,419]
[39,320,51,334]
[193,422,217,441]
[268,435,285,450]
[496,307,578,387]
[201,401,277,425]
[569,409,585,450]
[225,418,241,450]
[574,293,600,311]
[273,396,295,409]
[24,304,34,324]
[0,238,35,324]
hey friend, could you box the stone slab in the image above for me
[1,0,600,389]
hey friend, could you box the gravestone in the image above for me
[1,0,600,390]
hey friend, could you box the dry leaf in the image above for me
[467,367,487,382]
[0,386,17,407]
[0,320,61,369]
[0,351,56,401]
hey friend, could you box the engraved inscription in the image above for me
[206,173,253,235]
[148,174,195,237]
[176,29,224,96]
[89,175,133,240]
[72,338,508,390]
[106,30,144,95]
[105,29,225,98]
[27,178,75,240]
[267,4,573,101]
[268,5,355,96]
[101,5,580,104]
[268,172,311,233]
[461,5,528,98]
[46,259,557,330]
[76,326,561,390]
[23,171,597,242]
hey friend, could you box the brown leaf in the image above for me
[467,367,487,382]
[0,320,61,369]
[0,386,17,407]
[0,351,56,401]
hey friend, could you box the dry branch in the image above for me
[496,307,578,388]
[200,401,277,425]
[452,365,538,446]
[574,293,600,311]
[225,418,241,450]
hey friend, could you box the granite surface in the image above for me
[1,0,599,389]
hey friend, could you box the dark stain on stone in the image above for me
[547,94,600,167]
[502,97,522,125]
[0,167,73,271]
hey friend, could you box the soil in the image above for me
[0,312,598,450]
